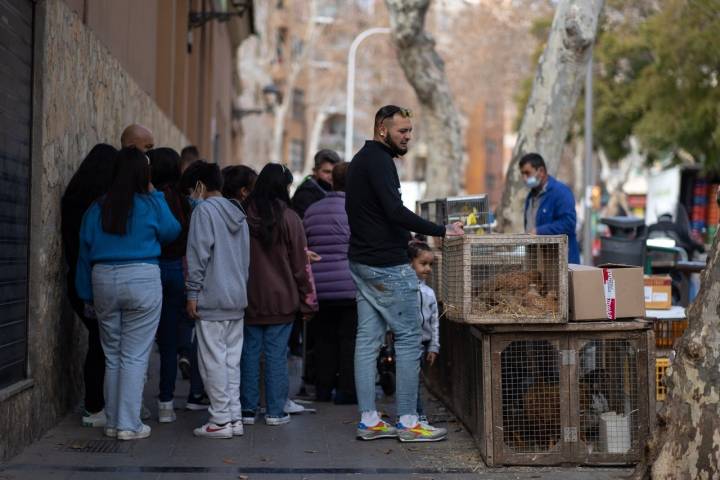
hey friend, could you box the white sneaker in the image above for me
[117,424,151,440]
[241,411,256,425]
[158,400,176,423]
[231,420,244,436]
[284,399,305,414]
[141,403,151,420]
[193,422,233,439]
[82,409,107,428]
[104,427,117,438]
[265,414,291,426]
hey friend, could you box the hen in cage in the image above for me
[474,270,559,317]
[579,369,611,443]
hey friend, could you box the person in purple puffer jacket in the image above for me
[303,162,358,404]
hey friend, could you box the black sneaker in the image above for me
[186,394,210,411]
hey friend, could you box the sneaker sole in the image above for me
[265,418,291,426]
[158,416,176,423]
[241,418,255,425]
[356,432,398,441]
[186,404,209,411]
[82,419,106,428]
[398,434,447,443]
[117,432,151,441]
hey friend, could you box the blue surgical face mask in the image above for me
[525,175,540,189]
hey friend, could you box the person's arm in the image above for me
[285,210,317,315]
[74,208,95,303]
[151,191,182,244]
[368,159,446,237]
[535,189,577,236]
[185,206,214,308]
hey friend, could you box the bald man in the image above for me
[120,124,155,152]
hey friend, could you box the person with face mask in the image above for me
[519,153,580,263]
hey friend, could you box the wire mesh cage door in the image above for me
[490,335,571,465]
[427,248,443,303]
[570,333,649,464]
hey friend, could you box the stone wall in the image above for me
[0,0,187,460]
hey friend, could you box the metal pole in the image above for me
[583,49,594,265]
[344,27,391,161]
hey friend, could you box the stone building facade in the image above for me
[0,0,252,460]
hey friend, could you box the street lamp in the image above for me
[344,27,391,161]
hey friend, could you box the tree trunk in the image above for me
[495,0,604,233]
[305,108,329,173]
[632,240,720,478]
[385,0,463,199]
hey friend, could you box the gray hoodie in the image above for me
[186,196,249,322]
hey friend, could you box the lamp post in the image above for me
[583,50,594,265]
[344,27,391,161]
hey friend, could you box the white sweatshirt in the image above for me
[418,281,440,354]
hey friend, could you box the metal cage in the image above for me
[423,321,654,467]
[443,195,491,231]
[418,199,444,225]
[442,235,568,324]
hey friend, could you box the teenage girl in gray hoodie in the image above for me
[185,162,250,439]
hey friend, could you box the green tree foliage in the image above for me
[517,0,720,167]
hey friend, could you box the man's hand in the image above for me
[426,351,438,367]
[306,250,322,263]
[186,299,200,320]
[445,221,465,237]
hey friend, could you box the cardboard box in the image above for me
[568,264,645,321]
[644,275,672,310]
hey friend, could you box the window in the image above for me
[292,88,305,121]
[290,139,305,173]
[276,0,284,8]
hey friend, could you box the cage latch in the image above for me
[560,349,576,365]
[564,427,578,443]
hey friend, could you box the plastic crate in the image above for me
[653,318,688,349]
[656,357,670,401]
[442,234,568,324]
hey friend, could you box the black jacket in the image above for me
[345,141,445,267]
[292,176,331,219]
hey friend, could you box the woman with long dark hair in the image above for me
[76,147,181,440]
[222,165,257,204]
[148,148,191,423]
[61,143,118,428]
[240,163,316,426]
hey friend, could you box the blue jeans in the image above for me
[350,262,421,418]
[92,263,162,432]
[240,322,293,417]
[157,258,184,402]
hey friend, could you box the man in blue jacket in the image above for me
[520,153,580,263]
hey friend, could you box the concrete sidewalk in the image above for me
[1,354,631,479]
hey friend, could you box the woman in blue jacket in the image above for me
[76,147,181,440]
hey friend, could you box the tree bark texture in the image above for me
[385,0,463,199]
[495,0,604,233]
[633,239,720,479]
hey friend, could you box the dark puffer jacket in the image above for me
[303,192,356,301]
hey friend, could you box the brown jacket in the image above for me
[245,203,316,325]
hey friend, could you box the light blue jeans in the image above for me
[92,263,162,432]
[240,322,293,418]
[350,262,421,418]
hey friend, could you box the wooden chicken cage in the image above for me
[423,321,654,466]
[442,235,568,324]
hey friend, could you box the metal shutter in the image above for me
[0,0,33,390]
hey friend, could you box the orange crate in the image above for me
[653,319,688,349]
[656,357,670,401]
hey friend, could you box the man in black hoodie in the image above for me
[291,149,341,219]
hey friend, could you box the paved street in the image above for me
[1,355,632,480]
